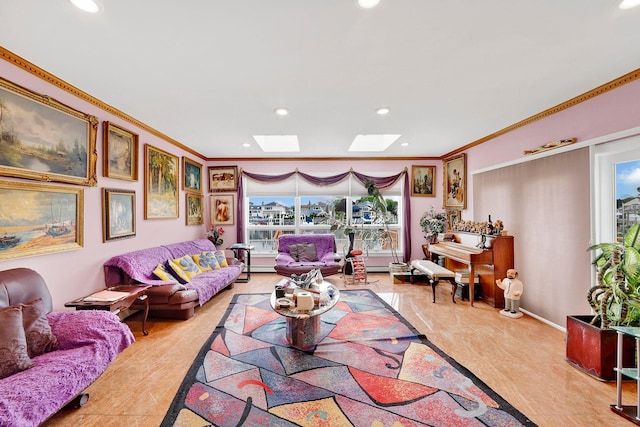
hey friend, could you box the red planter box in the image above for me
[566,315,636,381]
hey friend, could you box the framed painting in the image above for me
[103,121,138,181]
[182,156,203,193]
[102,188,136,241]
[443,153,466,209]
[186,193,204,225]
[209,166,238,192]
[0,77,98,186]
[446,210,460,231]
[144,144,179,219]
[411,165,435,197]
[0,179,83,261]
[210,194,234,225]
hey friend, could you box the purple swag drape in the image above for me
[237,168,411,262]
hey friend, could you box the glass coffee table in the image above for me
[270,278,340,351]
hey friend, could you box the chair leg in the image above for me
[449,279,457,304]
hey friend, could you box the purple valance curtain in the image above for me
[237,168,411,261]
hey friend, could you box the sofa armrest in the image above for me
[47,310,134,352]
[275,253,296,264]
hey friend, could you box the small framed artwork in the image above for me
[186,193,204,225]
[209,166,238,192]
[411,165,436,197]
[103,122,138,181]
[447,210,460,231]
[102,188,136,241]
[210,194,234,225]
[443,153,466,209]
[144,144,179,219]
[0,179,84,261]
[182,157,203,193]
[0,76,98,186]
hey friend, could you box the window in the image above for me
[244,174,403,255]
[593,135,640,245]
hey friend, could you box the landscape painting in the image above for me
[144,144,179,219]
[0,77,98,186]
[0,180,84,261]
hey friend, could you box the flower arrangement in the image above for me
[206,226,225,246]
[419,206,446,241]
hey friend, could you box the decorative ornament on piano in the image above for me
[419,206,446,244]
[454,217,505,236]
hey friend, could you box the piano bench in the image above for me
[410,260,457,304]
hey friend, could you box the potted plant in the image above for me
[566,223,640,380]
[419,206,446,244]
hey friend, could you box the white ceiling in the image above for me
[1,0,639,159]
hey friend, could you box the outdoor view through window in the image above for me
[616,158,640,238]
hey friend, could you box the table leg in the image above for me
[138,294,149,335]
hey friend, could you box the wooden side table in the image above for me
[65,284,151,335]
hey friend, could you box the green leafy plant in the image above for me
[419,206,446,240]
[588,223,640,328]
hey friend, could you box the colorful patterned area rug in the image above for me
[161,290,536,426]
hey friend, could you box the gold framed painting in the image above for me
[210,194,234,225]
[446,210,460,231]
[182,156,203,193]
[443,153,466,209]
[144,144,179,219]
[411,165,435,197]
[208,166,238,192]
[0,76,98,186]
[186,193,204,225]
[103,121,138,181]
[102,188,136,242]
[0,179,84,261]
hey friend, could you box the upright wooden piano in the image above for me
[426,233,514,307]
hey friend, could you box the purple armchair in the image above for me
[274,234,342,278]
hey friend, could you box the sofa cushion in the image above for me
[152,263,179,283]
[297,243,318,262]
[167,256,201,283]
[193,251,220,271]
[213,250,228,268]
[0,305,33,379]
[20,298,58,358]
[288,244,301,261]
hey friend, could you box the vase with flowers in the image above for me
[206,226,225,247]
[419,206,446,244]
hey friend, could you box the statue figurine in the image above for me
[496,268,523,318]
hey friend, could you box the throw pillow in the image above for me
[167,255,201,283]
[288,244,300,261]
[0,305,33,379]
[213,250,228,268]
[192,251,220,271]
[298,243,318,262]
[152,263,179,283]
[20,298,58,358]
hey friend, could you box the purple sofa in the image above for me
[0,267,134,427]
[274,234,342,277]
[103,239,243,320]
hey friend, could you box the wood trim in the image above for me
[442,67,640,159]
[3,46,638,162]
[0,46,206,161]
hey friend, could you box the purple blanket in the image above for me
[0,310,134,427]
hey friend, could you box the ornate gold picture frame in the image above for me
[103,121,138,181]
[144,144,179,219]
[443,153,466,209]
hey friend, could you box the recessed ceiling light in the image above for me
[70,0,102,13]
[376,107,390,115]
[349,134,400,152]
[275,108,289,116]
[400,142,409,147]
[620,0,640,9]
[357,0,381,9]
[242,143,251,148]
[253,135,299,152]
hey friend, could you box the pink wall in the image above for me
[3,52,640,325]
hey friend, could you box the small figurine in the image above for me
[496,268,523,319]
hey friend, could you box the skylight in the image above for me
[348,134,401,152]
[252,135,300,152]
